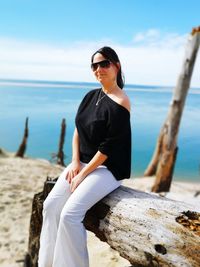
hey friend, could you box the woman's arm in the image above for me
[66,128,82,183]
[70,151,108,192]
[72,127,80,162]
[81,151,107,177]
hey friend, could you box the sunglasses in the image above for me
[91,59,111,71]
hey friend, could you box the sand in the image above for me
[0,150,199,267]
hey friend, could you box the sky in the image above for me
[0,0,200,86]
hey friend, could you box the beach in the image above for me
[0,150,199,267]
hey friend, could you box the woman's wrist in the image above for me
[78,167,88,178]
[72,157,80,163]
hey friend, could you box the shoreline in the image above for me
[0,147,199,184]
[0,150,199,267]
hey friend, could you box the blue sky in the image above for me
[0,0,200,86]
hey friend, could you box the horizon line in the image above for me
[0,78,200,91]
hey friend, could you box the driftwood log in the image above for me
[144,27,200,192]
[25,178,200,267]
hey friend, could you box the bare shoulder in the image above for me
[108,89,131,112]
[118,91,131,112]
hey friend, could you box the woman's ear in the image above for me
[116,62,121,70]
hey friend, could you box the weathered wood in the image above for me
[84,186,200,267]
[51,119,66,166]
[26,179,200,267]
[151,147,178,192]
[57,118,66,166]
[144,27,200,192]
[15,117,29,157]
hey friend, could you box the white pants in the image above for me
[38,162,121,267]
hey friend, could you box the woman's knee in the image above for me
[60,206,84,225]
[43,196,59,217]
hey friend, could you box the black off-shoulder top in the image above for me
[75,88,131,180]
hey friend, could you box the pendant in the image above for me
[96,90,106,106]
[96,95,106,106]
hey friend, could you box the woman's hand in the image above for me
[70,173,85,193]
[66,160,82,184]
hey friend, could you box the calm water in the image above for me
[0,79,199,182]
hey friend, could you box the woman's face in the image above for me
[91,53,119,84]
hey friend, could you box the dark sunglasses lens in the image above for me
[91,60,111,71]
[91,63,98,71]
[100,60,110,68]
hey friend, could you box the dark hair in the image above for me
[91,46,124,89]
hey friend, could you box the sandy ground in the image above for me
[0,150,199,267]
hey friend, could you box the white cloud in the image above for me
[133,29,161,43]
[0,31,199,87]
[132,29,189,50]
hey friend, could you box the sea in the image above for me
[0,79,199,182]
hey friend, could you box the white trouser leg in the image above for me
[38,163,121,267]
[38,165,71,267]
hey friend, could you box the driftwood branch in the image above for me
[57,118,66,166]
[26,179,200,267]
[51,119,66,166]
[144,27,200,192]
[15,117,29,158]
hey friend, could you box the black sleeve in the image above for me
[98,111,131,157]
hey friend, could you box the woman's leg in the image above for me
[38,164,72,267]
[52,166,121,267]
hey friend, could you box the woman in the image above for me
[38,46,131,267]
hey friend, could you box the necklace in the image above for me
[96,89,106,106]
